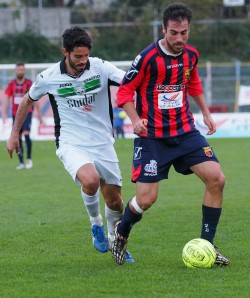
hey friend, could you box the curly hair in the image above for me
[163,3,192,27]
[62,26,92,53]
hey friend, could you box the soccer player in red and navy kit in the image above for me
[3,63,42,170]
[111,3,230,266]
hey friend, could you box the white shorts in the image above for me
[56,143,122,186]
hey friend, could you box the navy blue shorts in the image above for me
[131,130,219,183]
[13,112,32,134]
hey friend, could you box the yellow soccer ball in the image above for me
[182,238,216,269]
[118,111,127,119]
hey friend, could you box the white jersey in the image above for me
[29,57,125,148]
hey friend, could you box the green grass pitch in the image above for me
[0,138,249,297]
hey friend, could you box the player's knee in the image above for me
[137,195,157,211]
[81,175,100,195]
[215,171,225,190]
[107,197,123,211]
[208,170,225,192]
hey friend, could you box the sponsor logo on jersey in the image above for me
[83,105,92,112]
[144,160,157,176]
[203,146,213,157]
[158,91,183,109]
[59,83,72,88]
[125,66,139,80]
[67,94,96,109]
[161,93,179,102]
[167,63,183,69]
[132,55,141,67]
[57,78,101,97]
[156,84,186,92]
[82,75,100,83]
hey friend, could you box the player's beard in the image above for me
[68,55,86,75]
[166,40,185,55]
[16,73,24,80]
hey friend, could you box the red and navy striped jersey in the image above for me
[5,79,33,116]
[117,40,203,138]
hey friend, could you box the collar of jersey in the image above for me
[60,58,90,78]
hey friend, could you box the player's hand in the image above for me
[39,117,43,126]
[7,136,20,159]
[203,115,216,135]
[133,119,148,135]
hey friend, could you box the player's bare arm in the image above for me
[2,95,10,124]
[7,93,33,158]
[34,100,43,125]
[122,101,148,135]
[192,94,216,135]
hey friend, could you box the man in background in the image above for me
[3,63,42,170]
[113,100,126,138]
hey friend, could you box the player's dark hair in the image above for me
[163,3,192,27]
[62,26,92,53]
[16,62,25,67]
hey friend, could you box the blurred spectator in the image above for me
[113,101,126,138]
[3,62,42,170]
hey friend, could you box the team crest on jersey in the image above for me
[144,160,157,176]
[203,146,213,157]
[185,69,191,82]
[74,84,86,95]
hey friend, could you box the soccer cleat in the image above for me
[16,163,25,170]
[214,246,230,266]
[25,159,33,169]
[125,251,134,263]
[108,234,134,264]
[111,222,128,265]
[91,225,109,253]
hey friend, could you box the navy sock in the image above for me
[117,202,142,238]
[25,135,32,159]
[18,139,24,163]
[201,204,222,244]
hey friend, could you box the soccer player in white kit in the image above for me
[7,26,133,263]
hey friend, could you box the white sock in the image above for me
[105,204,123,243]
[81,188,103,226]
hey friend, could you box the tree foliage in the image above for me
[1,1,250,63]
[90,2,156,60]
[90,20,250,62]
[0,30,61,63]
[191,22,250,62]
[89,0,250,62]
[19,0,76,7]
